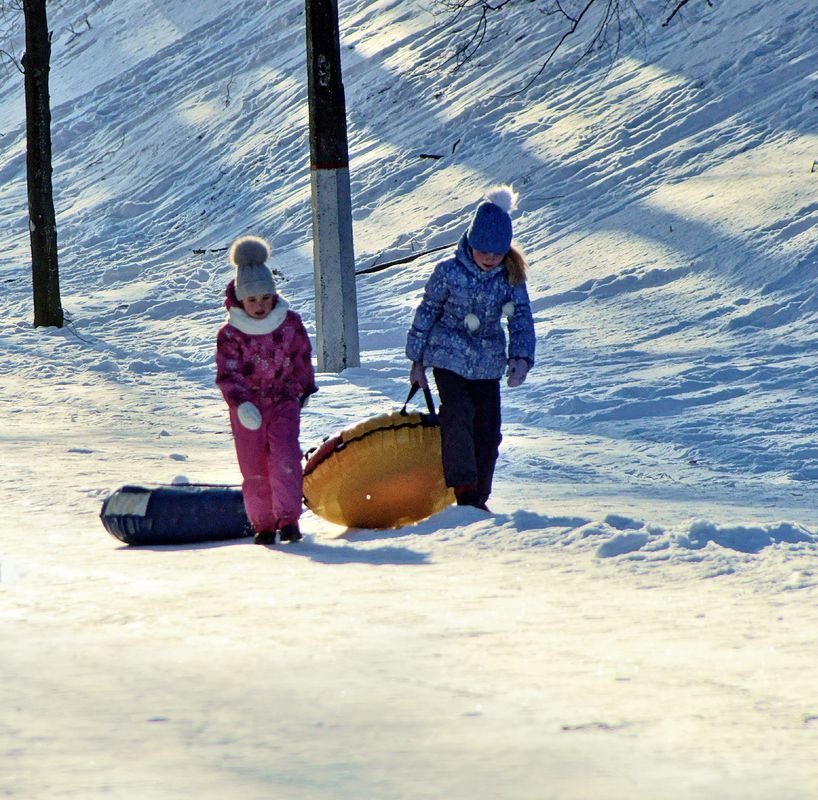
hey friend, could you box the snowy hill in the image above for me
[2,1,818,797]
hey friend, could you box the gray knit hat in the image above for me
[229,235,275,301]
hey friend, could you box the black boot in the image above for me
[254,529,280,545]
[454,485,490,512]
[279,523,302,543]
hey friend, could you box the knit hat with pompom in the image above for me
[466,185,518,255]
[229,235,275,301]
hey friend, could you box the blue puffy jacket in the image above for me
[406,234,536,380]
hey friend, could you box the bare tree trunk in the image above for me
[23,0,62,328]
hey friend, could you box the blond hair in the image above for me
[504,245,528,286]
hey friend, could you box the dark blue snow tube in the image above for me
[100,483,250,546]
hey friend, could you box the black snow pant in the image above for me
[433,368,502,504]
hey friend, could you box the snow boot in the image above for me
[254,529,280,545]
[454,485,490,512]
[279,523,302,542]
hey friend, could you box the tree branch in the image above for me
[437,0,710,93]
[664,0,711,27]
[514,0,598,94]
[436,0,514,70]
[0,47,23,73]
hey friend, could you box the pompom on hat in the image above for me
[466,185,519,255]
[228,235,276,301]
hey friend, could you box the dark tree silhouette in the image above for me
[23,0,62,327]
[1,0,63,327]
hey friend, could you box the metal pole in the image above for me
[305,0,360,372]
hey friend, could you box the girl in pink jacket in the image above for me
[216,236,317,545]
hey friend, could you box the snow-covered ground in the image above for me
[1,0,817,797]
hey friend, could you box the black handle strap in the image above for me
[401,382,437,417]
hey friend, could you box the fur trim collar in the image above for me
[227,296,290,335]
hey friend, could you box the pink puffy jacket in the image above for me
[216,280,317,410]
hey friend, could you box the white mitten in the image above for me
[237,401,262,430]
[506,358,530,388]
[409,361,428,389]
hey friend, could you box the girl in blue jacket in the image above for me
[406,185,536,510]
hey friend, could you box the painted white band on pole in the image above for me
[311,165,360,373]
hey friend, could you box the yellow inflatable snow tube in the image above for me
[303,398,455,529]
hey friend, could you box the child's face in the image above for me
[243,294,274,319]
[472,248,505,271]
